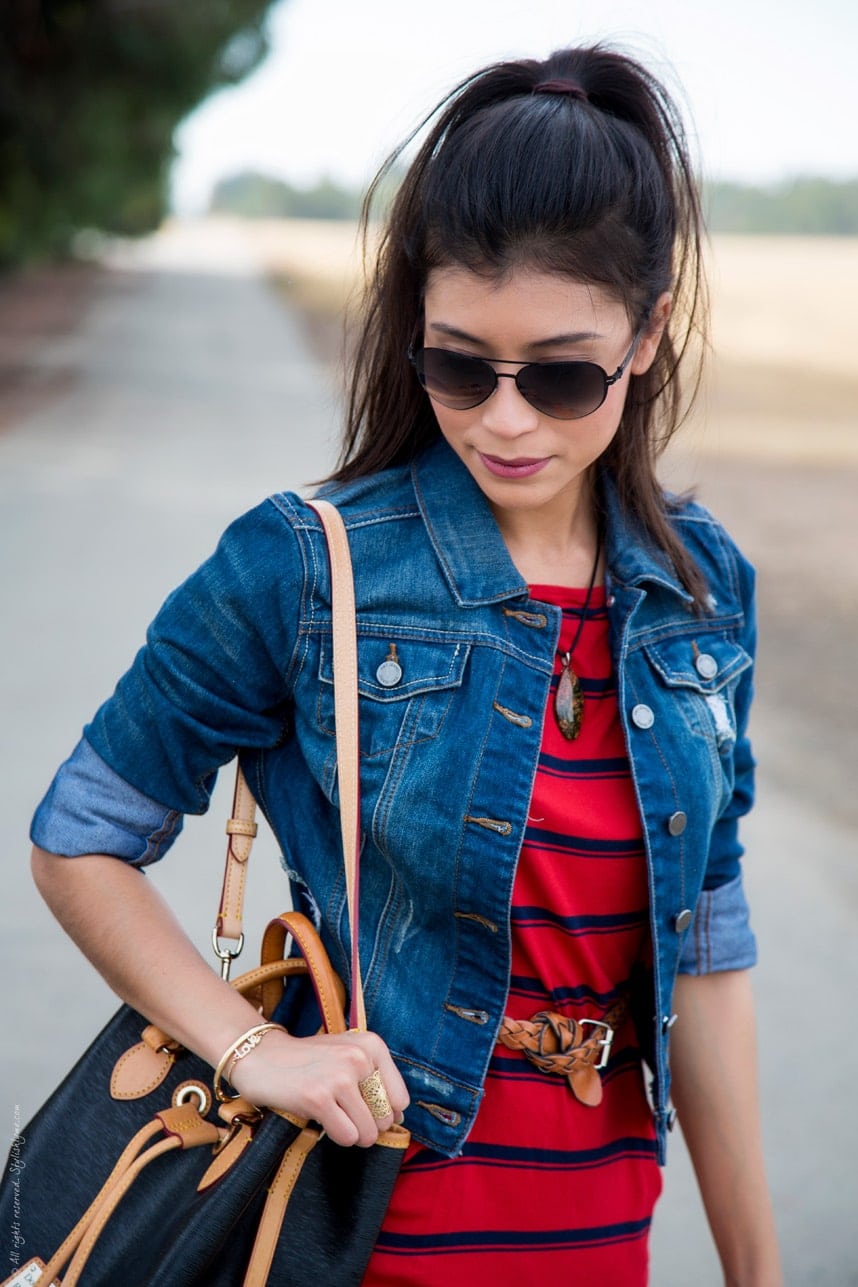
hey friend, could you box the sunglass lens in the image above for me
[517,362,607,419]
[416,349,494,409]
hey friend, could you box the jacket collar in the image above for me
[411,437,690,607]
[599,469,692,603]
[411,439,527,607]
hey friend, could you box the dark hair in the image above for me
[331,44,709,605]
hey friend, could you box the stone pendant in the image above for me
[555,660,584,740]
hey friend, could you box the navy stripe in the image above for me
[486,1061,575,1092]
[538,752,629,777]
[512,906,648,935]
[559,603,608,623]
[600,1047,645,1085]
[403,1137,658,1174]
[488,1039,643,1081]
[548,673,614,696]
[374,1216,652,1255]
[507,974,631,1007]
[523,826,643,858]
[487,1055,647,1096]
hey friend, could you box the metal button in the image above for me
[666,1108,678,1132]
[376,659,402,687]
[695,652,718,680]
[674,908,693,933]
[662,1013,679,1032]
[667,811,687,836]
[631,703,655,729]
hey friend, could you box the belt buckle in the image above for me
[578,1018,615,1070]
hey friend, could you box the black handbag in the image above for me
[0,499,409,1287]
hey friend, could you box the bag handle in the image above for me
[209,499,365,1029]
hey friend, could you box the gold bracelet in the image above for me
[213,1022,284,1103]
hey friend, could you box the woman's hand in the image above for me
[227,1028,410,1148]
[30,849,409,1148]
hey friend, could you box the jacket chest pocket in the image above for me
[642,633,752,792]
[316,635,470,759]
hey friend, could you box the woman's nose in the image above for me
[480,372,540,436]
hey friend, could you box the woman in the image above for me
[30,44,781,1283]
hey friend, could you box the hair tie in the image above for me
[532,78,589,102]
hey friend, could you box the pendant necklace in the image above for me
[554,535,602,741]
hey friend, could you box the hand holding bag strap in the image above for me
[306,497,366,1032]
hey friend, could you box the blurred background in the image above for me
[2,1,856,1283]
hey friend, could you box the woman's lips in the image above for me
[478,452,550,478]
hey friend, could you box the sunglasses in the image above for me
[408,330,641,421]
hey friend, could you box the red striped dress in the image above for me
[366,585,662,1284]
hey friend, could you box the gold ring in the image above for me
[358,1069,392,1120]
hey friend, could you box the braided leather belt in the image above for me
[496,998,628,1107]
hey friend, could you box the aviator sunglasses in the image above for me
[408,329,642,421]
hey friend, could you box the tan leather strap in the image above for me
[61,1140,182,1286]
[259,910,348,1027]
[497,998,629,1108]
[218,766,258,941]
[212,765,258,976]
[40,1109,222,1285]
[232,953,318,1016]
[306,498,365,1032]
[39,1118,164,1280]
[242,1126,321,1287]
[209,498,361,1010]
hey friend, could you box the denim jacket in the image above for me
[32,438,757,1163]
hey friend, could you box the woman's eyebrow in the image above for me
[427,321,603,349]
[529,331,603,350]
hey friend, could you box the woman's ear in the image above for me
[631,292,672,374]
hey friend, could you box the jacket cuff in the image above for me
[677,871,758,975]
[30,737,183,867]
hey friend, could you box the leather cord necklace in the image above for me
[554,535,602,741]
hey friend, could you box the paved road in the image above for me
[1,223,855,1284]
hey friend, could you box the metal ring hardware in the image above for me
[172,1082,212,1115]
[211,927,246,980]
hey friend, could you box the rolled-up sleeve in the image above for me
[677,871,757,974]
[31,737,183,866]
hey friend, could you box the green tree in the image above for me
[210,171,363,220]
[0,0,279,266]
[706,177,858,235]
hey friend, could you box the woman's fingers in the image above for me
[328,1035,405,1146]
[363,1035,410,1116]
[226,1027,409,1147]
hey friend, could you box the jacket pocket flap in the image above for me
[319,636,470,701]
[643,634,751,694]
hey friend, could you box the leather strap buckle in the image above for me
[496,999,628,1106]
[577,1018,615,1070]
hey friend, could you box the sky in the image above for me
[172,0,858,214]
